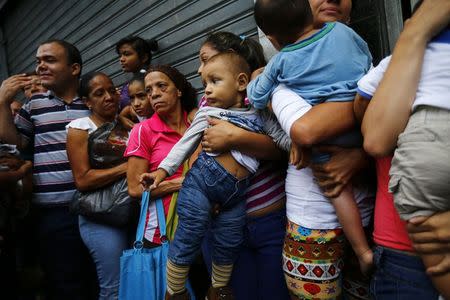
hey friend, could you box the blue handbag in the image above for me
[118,190,195,299]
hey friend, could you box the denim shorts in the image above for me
[168,152,250,266]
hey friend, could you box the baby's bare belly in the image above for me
[214,152,249,179]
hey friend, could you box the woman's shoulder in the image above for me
[128,117,156,141]
[137,114,159,129]
[67,116,97,134]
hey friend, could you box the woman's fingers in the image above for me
[426,255,450,275]
[413,242,450,254]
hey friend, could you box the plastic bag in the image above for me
[70,121,137,226]
[71,177,138,227]
[88,121,128,169]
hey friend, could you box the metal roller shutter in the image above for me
[0,0,414,90]
[1,0,257,95]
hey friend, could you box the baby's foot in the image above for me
[358,249,374,276]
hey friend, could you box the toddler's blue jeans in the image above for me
[168,152,249,266]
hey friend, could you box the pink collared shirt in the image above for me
[124,111,190,244]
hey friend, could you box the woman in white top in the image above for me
[267,1,375,299]
[66,72,129,300]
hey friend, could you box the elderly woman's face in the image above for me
[145,71,182,116]
[86,74,120,119]
[309,0,352,26]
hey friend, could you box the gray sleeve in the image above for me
[158,110,208,176]
[260,109,291,152]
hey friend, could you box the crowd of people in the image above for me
[0,0,449,299]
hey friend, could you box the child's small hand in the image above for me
[19,160,32,175]
[290,144,311,170]
[118,115,136,131]
[139,169,168,190]
[0,156,24,170]
[358,248,374,276]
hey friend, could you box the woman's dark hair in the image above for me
[203,31,266,72]
[147,65,197,113]
[78,71,106,98]
[128,72,146,87]
[254,0,313,47]
[116,36,158,66]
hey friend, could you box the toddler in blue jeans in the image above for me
[141,52,264,299]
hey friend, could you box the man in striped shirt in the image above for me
[0,40,94,299]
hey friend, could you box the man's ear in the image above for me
[177,89,182,98]
[71,63,81,77]
[237,73,249,92]
[267,35,282,51]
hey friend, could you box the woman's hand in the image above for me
[202,117,239,153]
[407,212,450,275]
[168,175,184,186]
[289,143,311,170]
[202,117,283,159]
[310,146,369,198]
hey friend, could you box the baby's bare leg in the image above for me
[331,184,372,274]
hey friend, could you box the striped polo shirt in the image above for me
[15,91,89,206]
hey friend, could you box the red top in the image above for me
[373,157,414,252]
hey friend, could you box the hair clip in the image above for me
[239,34,246,41]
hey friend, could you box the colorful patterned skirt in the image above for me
[283,219,369,299]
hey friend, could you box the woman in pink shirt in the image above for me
[125,65,197,246]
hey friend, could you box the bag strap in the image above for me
[134,190,167,249]
[134,190,150,247]
[166,160,189,240]
[155,195,167,243]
